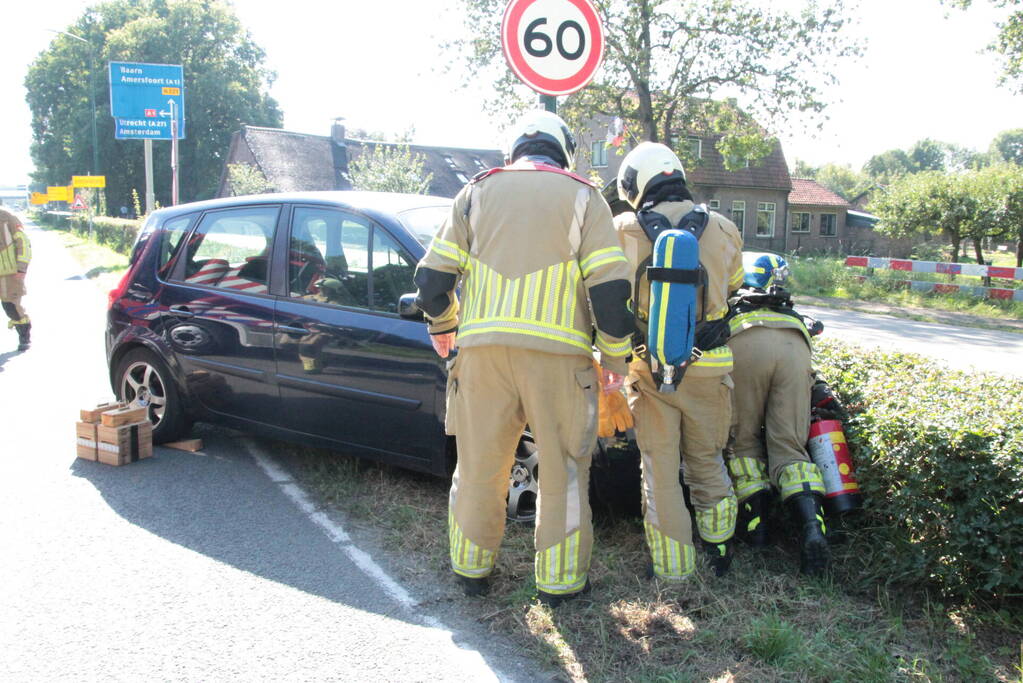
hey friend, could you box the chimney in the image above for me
[330,118,350,190]
[331,118,346,145]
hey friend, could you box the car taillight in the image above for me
[108,268,134,309]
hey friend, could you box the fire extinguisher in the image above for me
[806,377,863,516]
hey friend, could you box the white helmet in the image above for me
[617,142,687,210]
[507,110,577,168]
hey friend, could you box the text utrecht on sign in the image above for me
[108,61,186,140]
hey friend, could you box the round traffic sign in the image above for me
[501,0,605,97]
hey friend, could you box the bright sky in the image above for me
[3,0,1020,187]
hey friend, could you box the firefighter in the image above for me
[724,253,830,575]
[0,202,31,351]
[615,142,744,579]
[414,110,634,606]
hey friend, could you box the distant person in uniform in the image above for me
[0,200,32,351]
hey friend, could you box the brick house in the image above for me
[217,122,504,199]
[576,116,793,253]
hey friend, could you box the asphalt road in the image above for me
[0,222,529,682]
[801,304,1023,378]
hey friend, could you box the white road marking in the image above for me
[244,438,507,681]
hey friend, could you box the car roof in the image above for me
[149,191,452,220]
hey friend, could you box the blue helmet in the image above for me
[742,252,790,289]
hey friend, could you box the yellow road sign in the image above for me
[72,175,106,188]
[30,192,48,205]
[162,86,181,96]
[47,186,72,202]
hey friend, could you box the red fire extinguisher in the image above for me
[807,378,863,516]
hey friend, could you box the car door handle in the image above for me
[278,325,309,336]
[168,306,195,318]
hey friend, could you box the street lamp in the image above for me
[48,29,100,177]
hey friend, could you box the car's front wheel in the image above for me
[115,348,191,444]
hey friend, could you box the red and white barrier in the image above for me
[845,256,1023,302]
[845,256,1023,281]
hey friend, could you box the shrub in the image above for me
[814,339,1023,600]
[69,215,141,256]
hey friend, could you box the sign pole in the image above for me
[144,139,155,214]
[540,94,557,113]
[170,99,179,206]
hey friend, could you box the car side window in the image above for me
[179,206,280,293]
[157,215,194,279]
[370,229,415,313]
[289,207,370,309]
[287,208,414,313]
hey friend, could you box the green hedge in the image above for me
[815,339,1023,600]
[68,215,142,256]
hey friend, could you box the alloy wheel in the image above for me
[120,360,168,428]
[507,435,539,523]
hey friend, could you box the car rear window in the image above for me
[156,215,194,278]
[396,205,451,247]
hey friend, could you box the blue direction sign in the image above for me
[108,61,185,140]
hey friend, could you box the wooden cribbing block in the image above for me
[80,402,124,424]
[96,421,153,466]
[100,405,148,428]
[75,422,98,461]
[164,439,204,453]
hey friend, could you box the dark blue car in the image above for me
[106,191,638,521]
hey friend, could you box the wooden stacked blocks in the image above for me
[76,402,153,466]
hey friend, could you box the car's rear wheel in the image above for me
[507,432,539,523]
[115,348,191,444]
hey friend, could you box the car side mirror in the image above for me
[398,293,424,321]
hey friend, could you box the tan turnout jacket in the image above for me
[0,208,30,300]
[417,160,634,363]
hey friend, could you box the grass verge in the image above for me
[36,220,129,291]
[273,440,1022,682]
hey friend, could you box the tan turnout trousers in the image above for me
[726,325,824,501]
[446,345,598,595]
[626,361,735,580]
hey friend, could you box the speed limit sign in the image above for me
[501,0,605,97]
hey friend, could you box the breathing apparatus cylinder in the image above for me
[806,419,863,515]
[646,228,700,393]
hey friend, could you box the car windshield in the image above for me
[396,205,451,247]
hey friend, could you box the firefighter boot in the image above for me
[786,492,830,576]
[701,539,733,577]
[737,490,771,548]
[15,323,30,351]
[455,574,490,597]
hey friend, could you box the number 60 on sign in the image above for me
[501,0,605,97]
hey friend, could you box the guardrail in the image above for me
[844,256,1023,302]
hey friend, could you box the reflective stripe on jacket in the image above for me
[728,307,812,348]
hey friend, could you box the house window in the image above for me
[442,154,458,169]
[790,211,811,233]
[454,172,469,184]
[820,213,837,236]
[471,157,487,170]
[725,154,751,169]
[708,200,720,210]
[590,141,608,168]
[731,200,746,230]
[686,136,702,159]
[756,202,776,237]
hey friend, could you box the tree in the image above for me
[814,163,874,201]
[25,0,282,214]
[990,128,1023,164]
[226,163,271,196]
[347,144,434,195]
[871,165,1022,264]
[449,0,860,168]
[871,171,978,263]
[863,149,916,183]
[945,0,1023,93]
